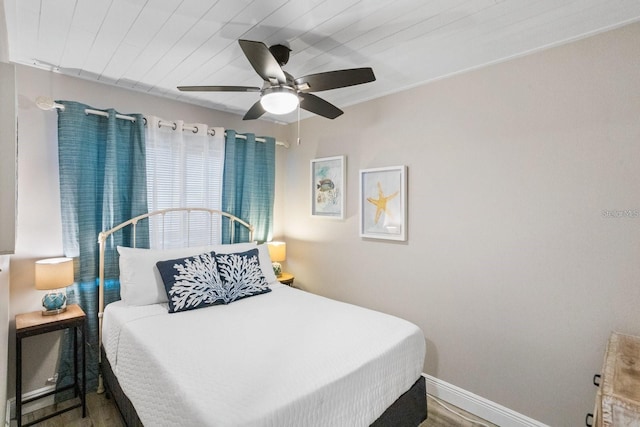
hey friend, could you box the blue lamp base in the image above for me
[42,291,67,316]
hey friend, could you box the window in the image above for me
[145,117,225,248]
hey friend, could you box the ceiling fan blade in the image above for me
[243,100,266,120]
[177,85,260,92]
[238,39,287,84]
[300,93,343,119]
[295,68,375,92]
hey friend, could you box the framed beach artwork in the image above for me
[359,166,407,241]
[311,156,346,219]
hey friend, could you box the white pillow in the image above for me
[118,242,257,306]
[256,243,278,284]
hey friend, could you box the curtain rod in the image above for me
[36,97,289,148]
[152,119,287,147]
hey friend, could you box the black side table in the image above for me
[15,304,86,426]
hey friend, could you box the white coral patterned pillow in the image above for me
[215,248,271,303]
[156,251,226,313]
[156,249,271,314]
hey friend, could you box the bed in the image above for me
[97,208,427,426]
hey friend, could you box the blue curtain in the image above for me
[56,101,148,396]
[222,131,275,243]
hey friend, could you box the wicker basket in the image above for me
[595,332,640,427]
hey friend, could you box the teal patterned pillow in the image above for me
[156,251,225,313]
[215,248,271,303]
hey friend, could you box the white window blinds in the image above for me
[145,116,225,248]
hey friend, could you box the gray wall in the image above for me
[0,60,15,425]
[0,62,16,255]
[281,22,640,426]
[0,258,8,427]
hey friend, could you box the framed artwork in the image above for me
[359,166,407,241]
[311,156,346,219]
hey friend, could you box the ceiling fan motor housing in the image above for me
[269,44,291,66]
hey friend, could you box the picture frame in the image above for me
[359,165,407,241]
[311,156,346,219]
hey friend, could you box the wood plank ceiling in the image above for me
[4,0,640,123]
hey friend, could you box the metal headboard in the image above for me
[96,207,254,393]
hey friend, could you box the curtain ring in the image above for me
[172,122,177,130]
[143,117,147,126]
[211,129,216,136]
[192,126,198,134]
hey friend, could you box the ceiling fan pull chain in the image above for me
[297,102,301,145]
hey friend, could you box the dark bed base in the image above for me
[371,376,427,427]
[100,346,427,426]
[101,347,143,427]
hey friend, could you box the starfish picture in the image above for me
[367,182,399,224]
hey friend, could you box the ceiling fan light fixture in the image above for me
[260,87,299,115]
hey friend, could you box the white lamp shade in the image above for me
[267,241,286,262]
[35,257,74,290]
[260,87,299,115]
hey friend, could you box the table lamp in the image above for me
[35,257,74,316]
[267,241,286,277]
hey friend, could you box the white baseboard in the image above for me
[423,374,549,427]
[6,385,56,423]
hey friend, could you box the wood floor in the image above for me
[12,393,123,427]
[14,392,496,426]
[421,395,498,427]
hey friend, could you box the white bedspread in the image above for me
[103,283,425,427]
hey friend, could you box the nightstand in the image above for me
[15,304,86,427]
[278,272,295,286]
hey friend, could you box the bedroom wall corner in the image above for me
[0,47,16,425]
[0,61,16,256]
[0,256,9,427]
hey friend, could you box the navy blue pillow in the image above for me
[156,249,272,314]
[215,248,271,303]
[156,251,225,313]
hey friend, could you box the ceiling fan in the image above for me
[177,39,376,120]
